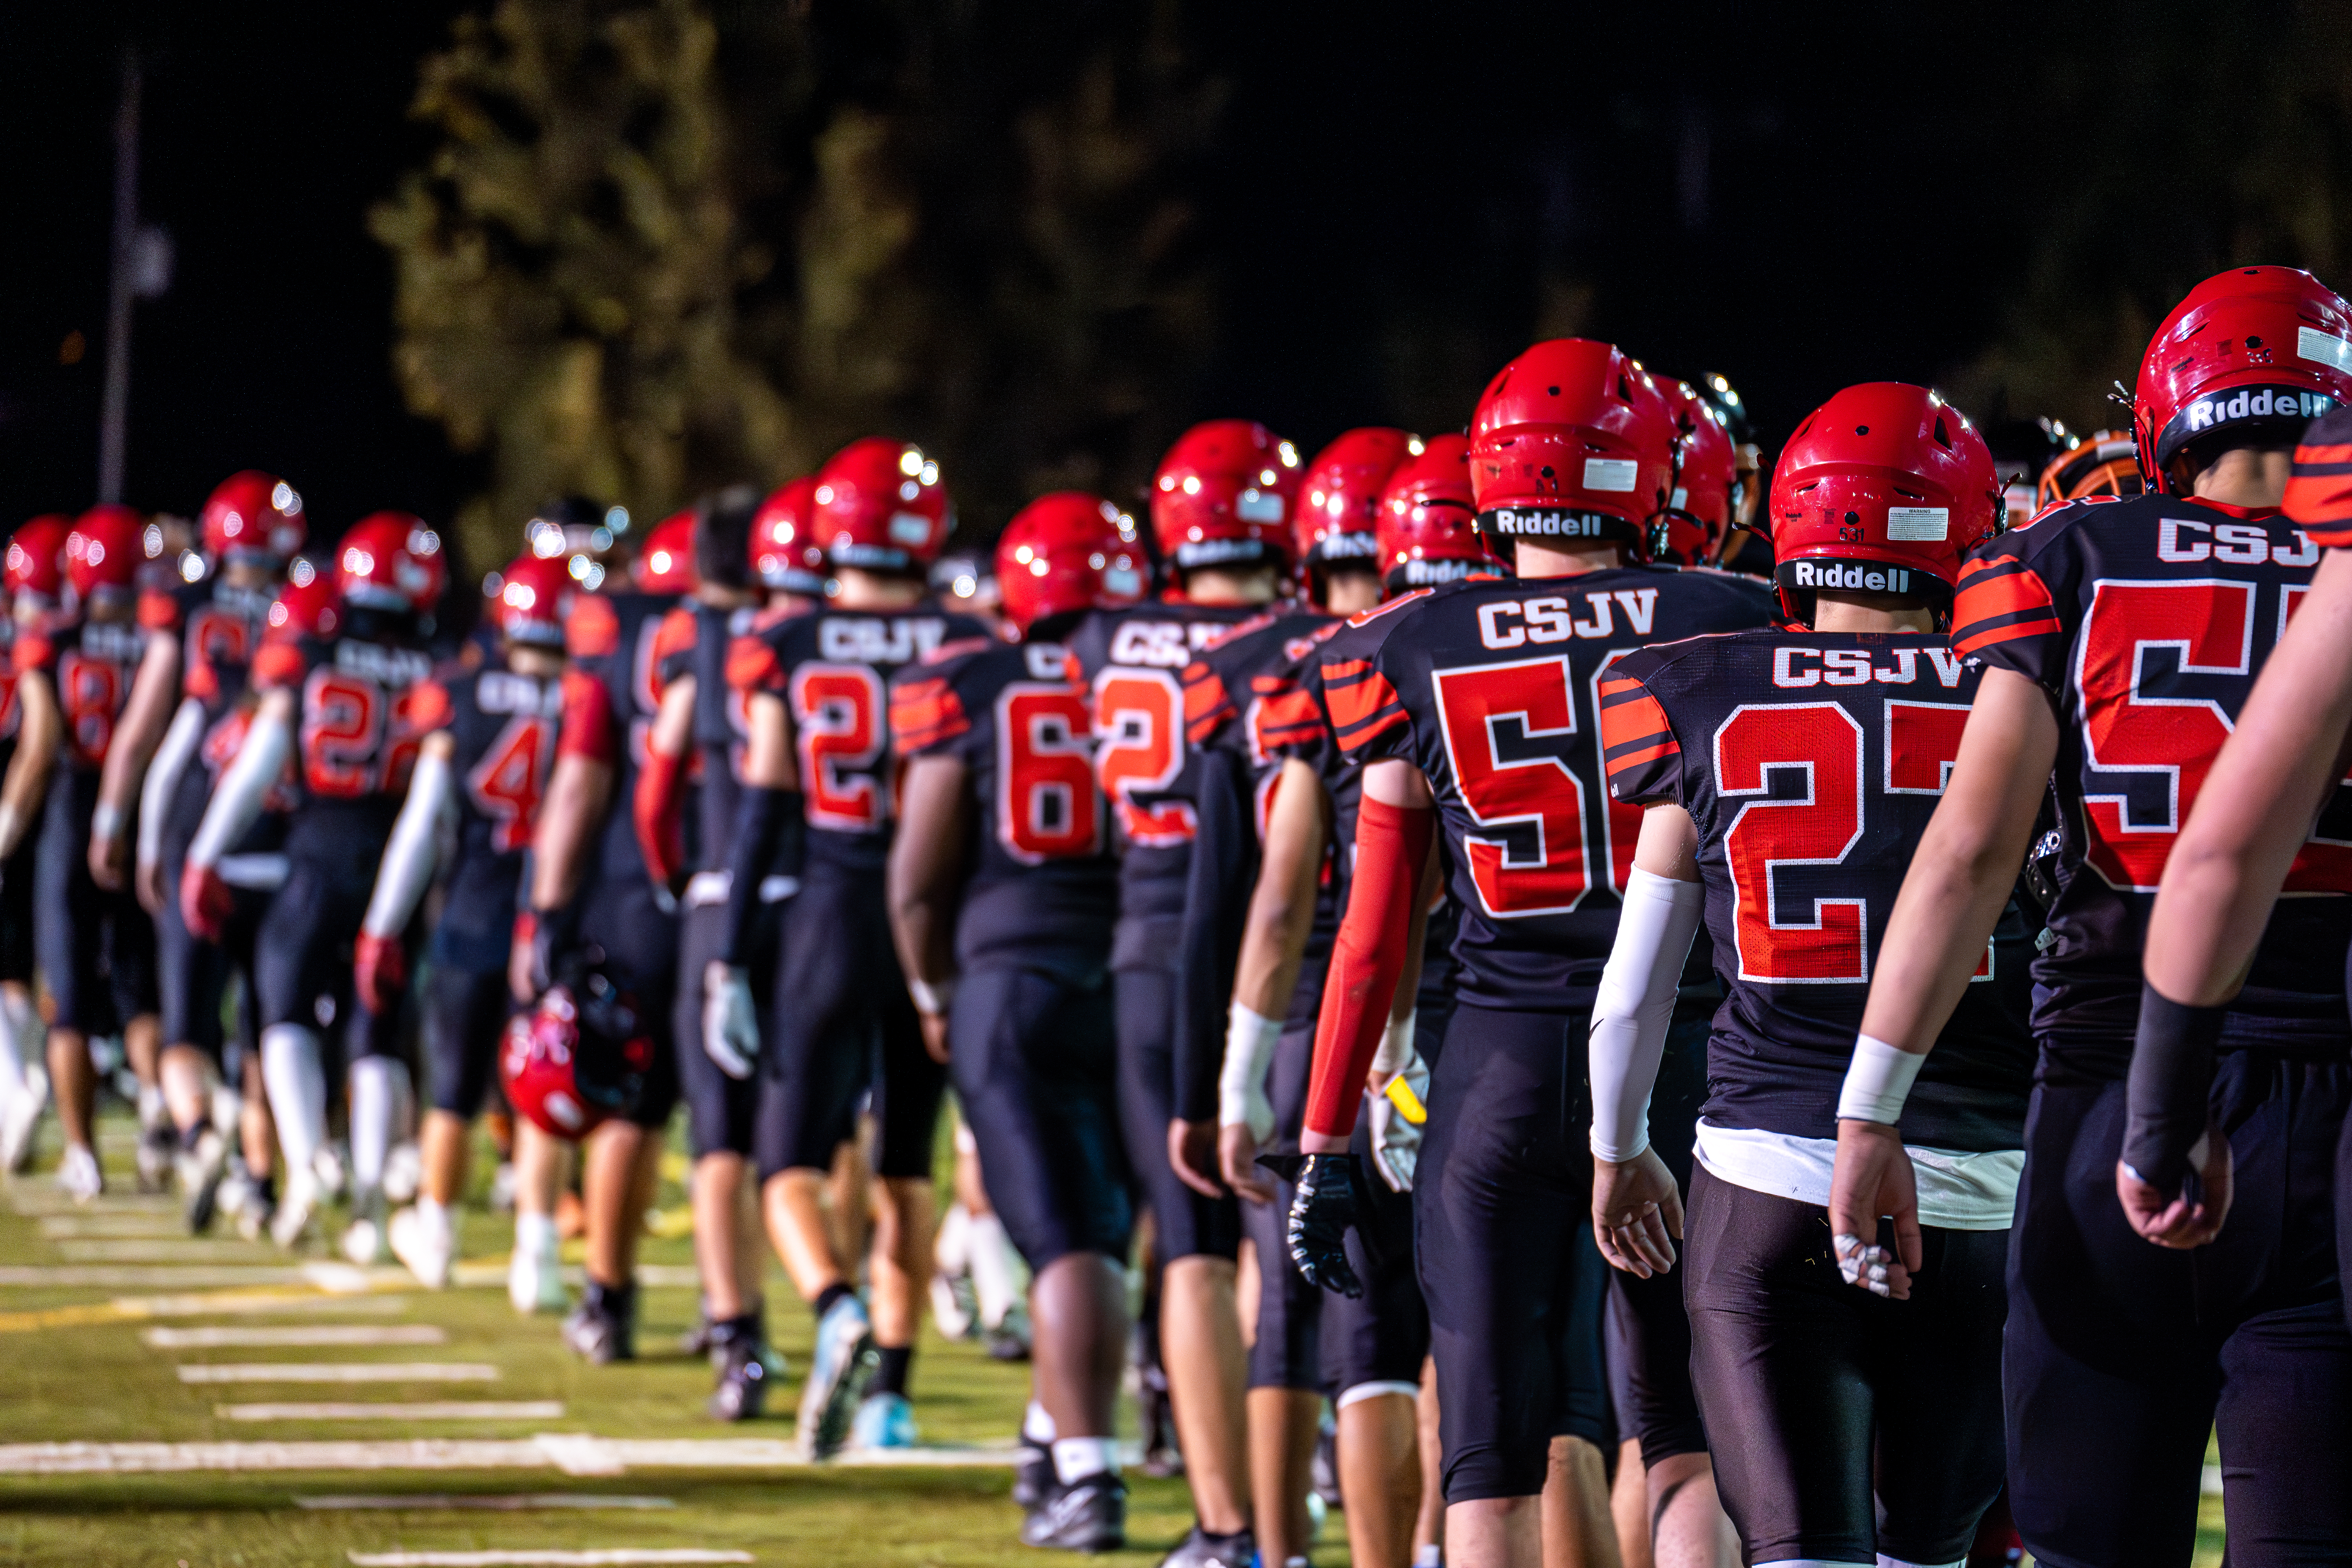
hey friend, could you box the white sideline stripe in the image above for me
[0,1266,313,1287]
[57,1240,278,1261]
[7,1192,177,1216]
[347,1553,749,1566]
[0,1436,1044,1474]
[39,1216,190,1238]
[298,1494,674,1511]
[448,1262,701,1291]
[146,1325,446,1347]
[117,1292,410,1317]
[218,1403,565,1422]
[178,1363,501,1383]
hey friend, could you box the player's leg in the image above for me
[858,935,947,1450]
[34,775,103,1194]
[0,809,44,1175]
[1870,1223,2010,1568]
[393,962,505,1287]
[1242,1016,1326,1568]
[105,877,166,1196]
[508,1114,572,1314]
[1327,1112,1430,1568]
[250,860,338,1245]
[333,876,407,1266]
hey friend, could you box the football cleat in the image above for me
[928,1269,977,1342]
[708,1335,769,1423]
[797,1294,878,1459]
[848,1391,918,1450]
[488,1160,519,1213]
[340,1191,389,1266]
[561,1282,637,1365]
[509,1230,570,1315]
[1011,1438,1054,1512]
[388,1203,454,1289]
[135,1120,175,1195]
[0,1062,47,1174]
[1155,1523,1256,1568]
[56,1143,103,1203]
[381,1141,422,1206]
[224,1165,274,1241]
[983,1303,1033,1363]
[270,1167,321,1250]
[178,1128,229,1234]
[1137,1360,1182,1478]
[1019,1474,1128,1553]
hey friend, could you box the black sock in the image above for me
[180,1120,208,1152]
[872,1345,912,1397]
[814,1282,853,1323]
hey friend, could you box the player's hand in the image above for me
[88,830,127,891]
[180,862,234,943]
[135,855,165,916]
[1828,1118,1923,1299]
[917,1008,950,1066]
[2118,1126,2235,1249]
[1365,1052,1430,1194]
[1218,1121,1274,1205]
[701,962,760,1080]
[1168,1118,1225,1199]
[1282,1152,1363,1298]
[1592,1146,1683,1278]
[353,932,407,1016]
[508,917,537,1004]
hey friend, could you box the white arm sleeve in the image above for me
[186,706,292,870]
[1588,867,1706,1163]
[138,698,208,869]
[361,746,453,939]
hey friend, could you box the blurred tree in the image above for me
[374,0,1226,570]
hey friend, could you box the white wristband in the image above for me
[1371,1010,1418,1079]
[1837,1033,1925,1125]
[91,801,123,843]
[0,803,19,857]
[1218,1002,1283,1129]
[908,976,956,1016]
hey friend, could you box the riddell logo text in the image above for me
[1791,561,1912,595]
[2184,387,2334,434]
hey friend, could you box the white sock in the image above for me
[347,1057,406,1194]
[515,1211,558,1259]
[1022,1400,1056,1445]
[0,996,21,1095]
[1413,1547,1443,1568]
[137,1082,166,1131]
[934,1202,972,1273]
[260,1025,326,1180]
[0,989,33,1082]
[967,1211,1023,1328]
[1051,1436,1118,1484]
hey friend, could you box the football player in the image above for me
[722,437,984,1454]
[346,552,574,1288]
[1170,425,1409,1568]
[635,482,815,1419]
[513,510,694,1351]
[1063,417,1301,1568]
[1647,380,1738,569]
[112,471,304,1231]
[886,491,1145,1548]
[2034,428,2143,509]
[1592,383,2025,1567]
[0,506,167,1201]
[0,516,68,1176]
[183,513,446,1252]
[1833,266,2352,1564]
[1289,340,1774,1568]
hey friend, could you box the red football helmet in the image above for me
[815,437,953,573]
[2133,266,2352,493]
[335,512,446,615]
[750,477,827,596]
[1469,339,1681,559]
[1653,379,1737,565]
[1765,382,2002,623]
[997,492,1147,632]
[1294,428,1415,572]
[1151,419,1302,574]
[493,554,575,649]
[5,515,72,603]
[2036,429,2143,509]
[499,970,654,1140]
[632,510,697,593]
[200,471,307,564]
[1375,434,1496,590]
[66,505,148,601]
[265,559,343,642]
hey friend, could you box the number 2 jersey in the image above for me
[1952,492,2352,1069]
[416,659,563,969]
[888,636,1117,971]
[1601,629,2034,1151]
[1320,567,1776,1013]
[249,615,443,860]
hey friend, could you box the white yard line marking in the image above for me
[347,1553,750,1566]
[447,1262,701,1291]
[57,1240,278,1261]
[5,1191,177,1217]
[0,1436,1039,1474]
[0,1266,314,1288]
[120,1292,411,1318]
[38,1216,190,1238]
[217,1403,564,1422]
[145,1325,446,1348]
[178,1364,501,1383]
[298,1495,674,1511]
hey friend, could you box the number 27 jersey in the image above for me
[1325,567,1775,1012]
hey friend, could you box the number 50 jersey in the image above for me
[1323,566,1774,1013]
[1601,630,2034,1150]
[1951,491,2352,1066]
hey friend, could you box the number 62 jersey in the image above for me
[1319,566,1774,1013]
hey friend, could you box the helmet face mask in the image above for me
[500,964,652,1141]
[2132,266,2352,494]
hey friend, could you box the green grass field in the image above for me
[0,1111,2227,1567]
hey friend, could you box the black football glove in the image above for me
[1269,1152,1363,1299]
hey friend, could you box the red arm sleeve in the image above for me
[557,670,619,764]
[633,742,686,891]
[1301,793,1435,1139]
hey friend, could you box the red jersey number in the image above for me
[57,652,123,768]
[1432,655,1595,916]
[1716,704,1867,982]
[996,684,1100,862]
[1093,669,1193,847]
[302,672,430,798]
[790,662,887,832]
[467,715,554,853]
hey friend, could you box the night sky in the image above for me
[0,1,2290,539]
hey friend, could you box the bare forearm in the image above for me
[1232,769,1329,1017]
[529,759,610,909]
[885,757,967,986]
[97,643,179,817]
[0,677,61,841]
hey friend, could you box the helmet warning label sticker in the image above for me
[1583,458,1639,492]
[1887,507,1949,541]
[2301,326,2352,373]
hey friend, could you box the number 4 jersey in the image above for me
[416,659,563,969]
[1601,629,2034,1150]
[1322,566,1776,1012]
[1953,492,2352,1066]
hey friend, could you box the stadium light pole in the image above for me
[98,49,171,506]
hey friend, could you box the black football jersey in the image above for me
[16,615,157,773]
[564,591,692,895]
[655,602,805,874]
[1320,568,1777,1012]
[250,618,442,854]
[1952,492,2352,1066]
[1603,629,2034,1151]
[1063,600,1269,918]
[889,636,1118,969]
[730,604,991,870]
[425,659,563,965]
